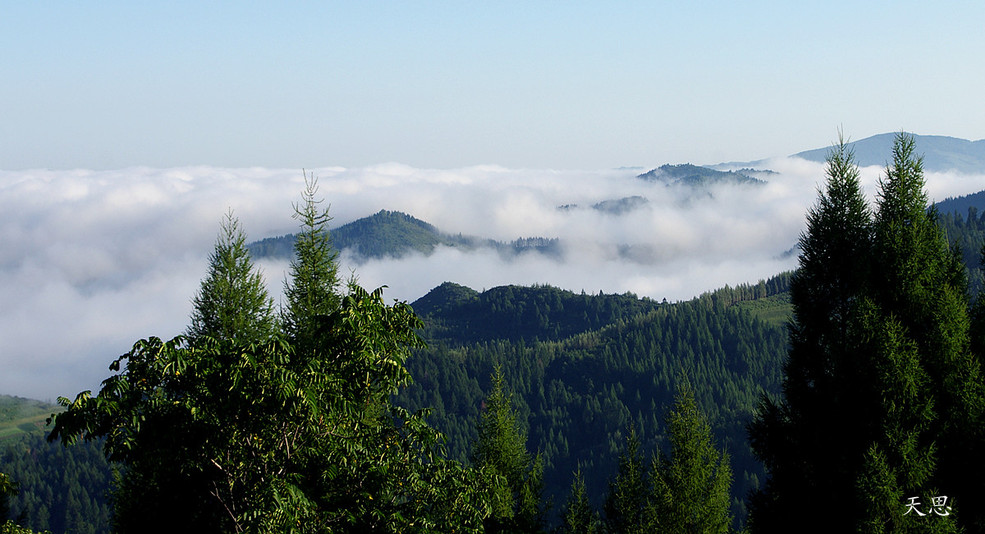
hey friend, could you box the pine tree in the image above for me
[187,210,276,344]
[471,365,545,533]
[650,381,733,534]
[282,171,341,355]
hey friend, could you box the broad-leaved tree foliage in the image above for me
[49,191,497,532]
[749,133,985,532]
[0,473,13,526]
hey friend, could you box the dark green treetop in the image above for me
[560,467,599,534]
[604,427,649,534]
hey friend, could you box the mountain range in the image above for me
[792,132,985,173]
[5,131,985,533]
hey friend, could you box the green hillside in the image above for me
[249,209,561,261]
[0,396,58,441]
[248,209,467,260]
[399,273,793,526]
[637,163,764,186]
[935,189,985,215]
[0,397,113,533]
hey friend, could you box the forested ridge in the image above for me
[4,134,985,532]
[399,274,792,528]
[248,209,561,262]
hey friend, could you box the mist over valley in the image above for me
[2,133,985,401]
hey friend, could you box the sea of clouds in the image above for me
[2,160,982,400]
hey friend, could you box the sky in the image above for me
[3,2,985,170]
[3,3,985,400]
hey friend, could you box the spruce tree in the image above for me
[852,301,953,532]
[749,132,985,532]
[186,210,276,344]
[867,133,985,530]
[561,468,599,534]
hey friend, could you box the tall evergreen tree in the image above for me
[603,427,648,534]
[650,381,733,534]
[471,365,545,533]
[852,301,953,532]
[748,136,875,531]
[867,133,985,530]
[750,132,985,532]
[282,171,341,355]
[561,468,599,534]
[187,210,276,344]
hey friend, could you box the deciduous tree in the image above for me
[50,201,497,532]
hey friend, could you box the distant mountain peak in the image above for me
[637,163,764,186]
[793,132,985,173]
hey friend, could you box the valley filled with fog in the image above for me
[2,155,984,400]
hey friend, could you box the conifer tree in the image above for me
[852,301,954,532]
[750,132,985,532]
[472,365,545,533]
[561,468,599,534]
[282,171,341,355]
[187,210,276,344]
[604,427,648,534]
[650,381,733,534]
[748,136,874,531]
[867,133,985,530]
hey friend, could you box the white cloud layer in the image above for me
[2,161,983,400]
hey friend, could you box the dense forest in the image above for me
[4,134,985,532]
[399,275,792,527]
[938,205,985,295]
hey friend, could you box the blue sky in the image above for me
[3,2,984,170]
